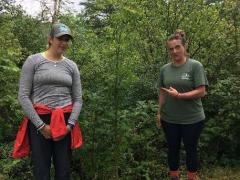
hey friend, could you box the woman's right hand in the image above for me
[156,112,161,129]
[40,125,52,139]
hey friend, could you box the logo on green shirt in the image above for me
[181,72,190,80]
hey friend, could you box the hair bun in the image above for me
[167,29,187,46]
[174,29,186,39]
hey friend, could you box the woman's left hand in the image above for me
[161,87,179,98]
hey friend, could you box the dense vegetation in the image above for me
[0,0,239,179]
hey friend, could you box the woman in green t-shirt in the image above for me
[157,30,208,180]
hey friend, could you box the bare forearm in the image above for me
[178,86,206,99]
[161,86,206,100]
[158,90,165,113]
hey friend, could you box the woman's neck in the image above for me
[172,57,187,66]
[44,49,63,61]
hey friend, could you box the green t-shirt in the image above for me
[159,58,208,124]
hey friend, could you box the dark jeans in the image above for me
[28,113,72,180]
[161,120,204,172]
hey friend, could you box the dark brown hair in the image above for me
[168,29,187,46]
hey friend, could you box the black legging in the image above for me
[161,120,204,172]
[28,113,72,180]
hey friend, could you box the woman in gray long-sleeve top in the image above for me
[18,23,83,180]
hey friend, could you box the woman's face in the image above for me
[49,35,71,54]
[167,39,186,62]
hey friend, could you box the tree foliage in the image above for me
[0,0,239,179]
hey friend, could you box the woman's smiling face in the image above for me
[49,35,71,55]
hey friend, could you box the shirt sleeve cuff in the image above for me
[67,123,75,130]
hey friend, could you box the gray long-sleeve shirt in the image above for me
[18,53,83,129]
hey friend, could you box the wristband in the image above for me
[37,123,45,131]
[68,123,74,130]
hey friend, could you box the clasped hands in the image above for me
[161,87,179,98]
[39,124,71,141]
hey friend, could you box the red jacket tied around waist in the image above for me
[12,104,83,159]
